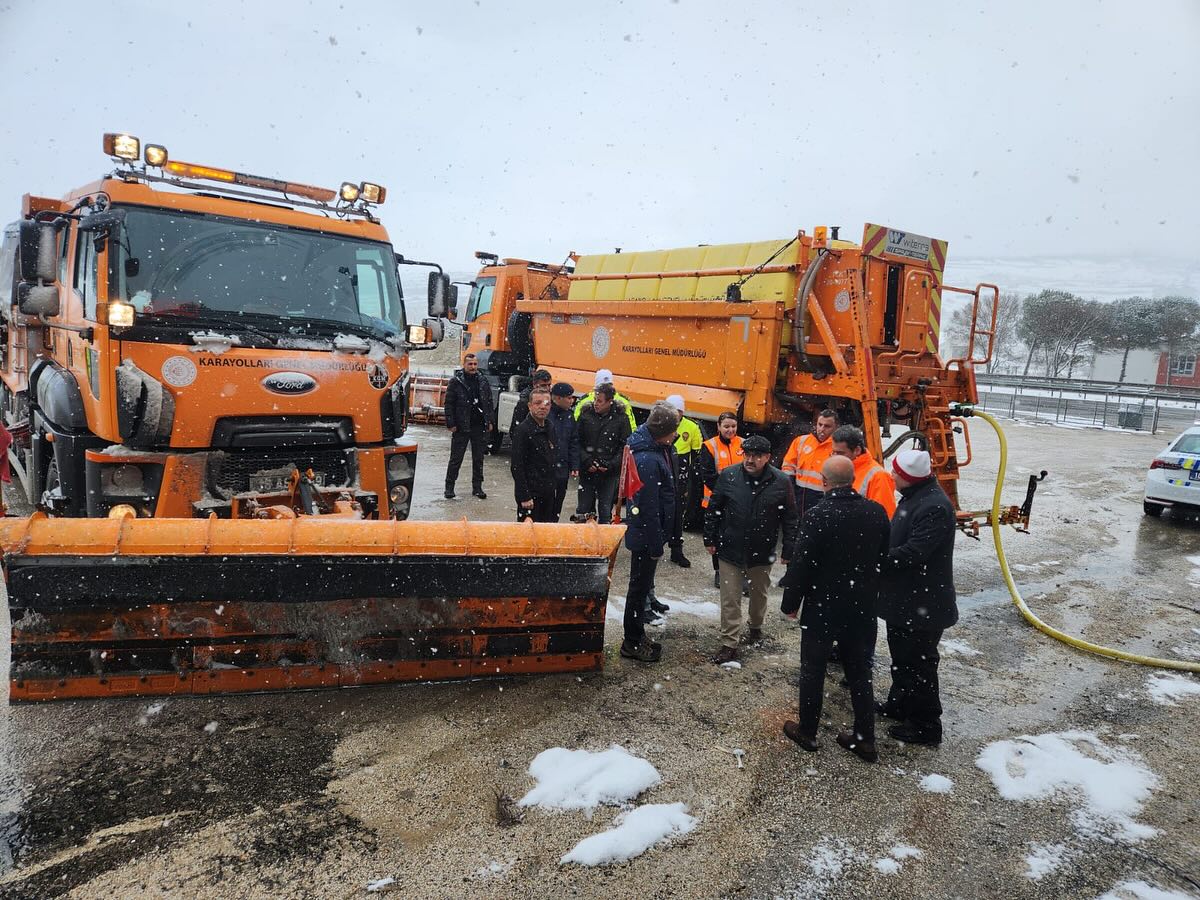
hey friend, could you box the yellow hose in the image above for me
[973,408,1200,673]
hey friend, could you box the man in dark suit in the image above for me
[780,454,892,762]
[878,448,958,746]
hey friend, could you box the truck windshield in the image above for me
[464,277,496,322]
[113,206,406,336]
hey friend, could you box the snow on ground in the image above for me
[1170,642,1200,660]
[873,857,901,875]
[940,638,982,657]
[365,876,395,891]
[720,661,742,670]
[138,702,165,726]
[471,858,514,879]
[560,802,697,866]
[975,731,1158,843]
[1024,842,1070,880]
[873,844,924,875]
[1097,880,1198,900]
[918,774,954,794]
[518,746,661,814]
[1145,673,1200,706]
[607,594,721,623]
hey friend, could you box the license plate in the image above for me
[249,471,326,493]
[1189,467,1200,482]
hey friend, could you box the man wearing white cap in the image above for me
[877,447,958,746]
[573,369,637,432]
[665,394,702,567]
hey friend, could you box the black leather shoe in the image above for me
[443,489,456,499]
[669,547,691,568]
[472,489,487,499]
[888,723,942,745]
[836,731,878,763]
[783,721,819,752]
[650,598,670,615]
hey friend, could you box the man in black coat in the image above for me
[574,384,632,523]
[509,368,552,432]
[547,382,580,521]
[780,455,892,762]
[509,391,557,522]
[703,434,799,664]
[444,353,494,500]
[878,448,958,745]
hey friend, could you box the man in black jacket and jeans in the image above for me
[780,454,892,762]
[444,353,493,500]
[547,382,580,521]
[509,390,557,522]
[879,448,958,746]
[574,384,632,523]
[703,434,799,664]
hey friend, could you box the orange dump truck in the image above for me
[458,226,1003,512]
[0,134,621,701]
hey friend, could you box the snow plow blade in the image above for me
[1,515,624,702]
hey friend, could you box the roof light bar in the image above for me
[103,133,140,161]
[163,159,336,202]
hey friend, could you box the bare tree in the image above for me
[943,291,1023,373]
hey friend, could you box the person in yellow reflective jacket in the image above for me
[574,368,637,432]
[781,408,839,518]
[665,394,702,567]
[829,424,897,518]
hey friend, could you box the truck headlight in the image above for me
[109,301,136,329]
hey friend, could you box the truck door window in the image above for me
[75,233,97,320]
[466,277,496,322]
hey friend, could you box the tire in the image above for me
[40,456,62,511]
[1143,500,1165,517]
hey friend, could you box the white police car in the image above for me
[1144,425,1200,516]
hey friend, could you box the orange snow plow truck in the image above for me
[460,228,1038,521]
[0,134,621,701]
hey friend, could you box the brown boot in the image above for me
[741,628,763,646]
[836,730,878,763]
[783,721,819,752]
[711,646,738,665]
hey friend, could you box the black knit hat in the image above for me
[646,404,679,439]
[741,435,772,454]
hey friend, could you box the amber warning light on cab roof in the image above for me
[101,132,386,213]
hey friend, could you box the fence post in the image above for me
[1152,397,1160,434]
[1010,391,1017,418]
[1100,394,1108,428]
[1034,394,1041,422]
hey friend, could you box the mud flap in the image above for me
[2,515,624,701]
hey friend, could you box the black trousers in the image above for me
[446,426,487,492]
[799,621,876,742]
[669,453,690,548]
[885,625,944,735]
[552,475,570,521]
[624,552,659,645]
[796,487,823,520]
[517,493,556,523]
[577,470,619,523]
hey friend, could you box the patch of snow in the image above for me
[333,333,372,353]
[366,876,395,892]
[471,858,514,879]
[720,660,743,670]
[1169,642,1200,660]
[656,596,721,619]
[919,773,954,794]
[560,802,696,866]
[518,745,660,814]
[889,844,923,861]
[940,638,982,657]
[1024,842,1069,880]
[188,331,240,354]
[138,702,165,726]
[1097,880,1196,900]
[1145,673,1200,706]
[873,857,901,874]
[275,335,333,351]
[203,721,218,734]
[976,731,1158,843]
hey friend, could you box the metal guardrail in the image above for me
[975,384,1200,436]
[976,372,1200,403]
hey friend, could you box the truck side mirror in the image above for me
[427,271,450,319]
[424,317,444,344]
[18,221,58,284]
[447,284,459,321]
[17,282,60,317]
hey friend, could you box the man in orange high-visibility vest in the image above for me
[830,425,897,519]
[781,408,839,518]
[699,412,744,588]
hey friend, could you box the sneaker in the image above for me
[888,723,942,745]
[670,547,691,568]
[741,628,763,646]
[836,730,878,763]
[620,638,662,662]
[472,489,488,499]
[783,721,819,752]
[650,598,670,615]
[710,646,738,665]
[648,616,666,628]
[443,489,456,499]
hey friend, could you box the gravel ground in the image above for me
[0,418,1198,899]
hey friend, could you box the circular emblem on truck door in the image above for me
[161,355,197,388]
[591,326,611,359]
[367,363,389,390]
[262,372,317,395]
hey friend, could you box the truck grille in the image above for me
[210,448,353,495]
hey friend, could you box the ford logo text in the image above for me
[261,372,317,395]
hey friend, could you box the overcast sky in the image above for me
[2,0,1197,296]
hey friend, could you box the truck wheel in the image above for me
[40,457,62,511]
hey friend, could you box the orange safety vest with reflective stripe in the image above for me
[782,433,834,492]
[853,452,897,519]
[701,434,744,507]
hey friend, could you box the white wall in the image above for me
[1089,349,1161,384]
